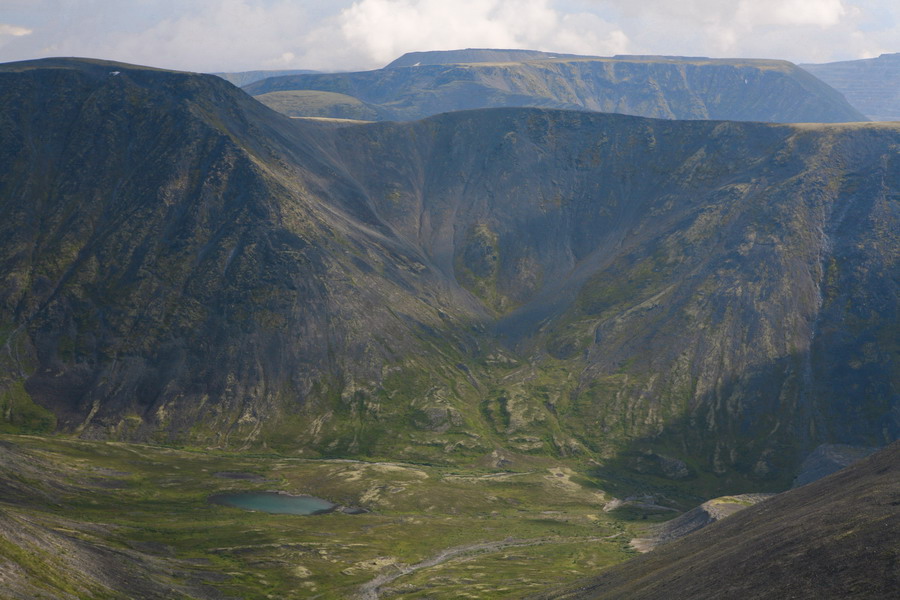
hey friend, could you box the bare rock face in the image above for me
[0,58,897,484]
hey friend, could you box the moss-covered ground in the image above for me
[0,434,665,599]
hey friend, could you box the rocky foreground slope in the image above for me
[0,58,897,486]
[535,440,900,600]
[246,50,866,123]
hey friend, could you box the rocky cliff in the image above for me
[0,58,488,455]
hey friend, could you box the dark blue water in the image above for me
[209,492,335,515]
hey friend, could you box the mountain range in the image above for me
[0,57,896,491]
[243,49,866,124]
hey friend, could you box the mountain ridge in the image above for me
[0,58,896,488]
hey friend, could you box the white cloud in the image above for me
[737,0,847,28]
[0,0,896,71]
[103,0,314,71]
[0,1,318,72]
[585,0,897,63]
[0,24,33,37]
[332,0,630,68]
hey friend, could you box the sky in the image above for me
[0,0,897,73]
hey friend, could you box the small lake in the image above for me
[209,492,335,515]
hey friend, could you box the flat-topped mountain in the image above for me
[802,53,900,121]
[0,59,896,487]
[246,51,866,123]
[384,48,592,68]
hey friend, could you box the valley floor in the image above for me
[0,434,666,599]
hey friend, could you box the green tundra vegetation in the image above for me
[0,433,677,599]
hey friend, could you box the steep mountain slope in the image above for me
[535,440,900,600]
[0,58,896,484]
[246,54,866,123]
[802,53,900,121]
[0,58,489,456]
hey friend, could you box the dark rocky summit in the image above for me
[0,58,896,486]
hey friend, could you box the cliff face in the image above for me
[246,54,866,123]
[0,59,896,484]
